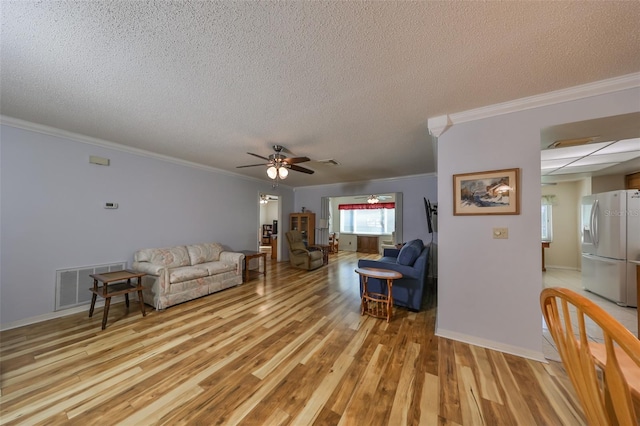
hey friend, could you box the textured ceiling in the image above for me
[2,1,639,187]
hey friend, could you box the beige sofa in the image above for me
[132,243,244,310]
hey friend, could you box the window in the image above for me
[541,204,553,242]
[339,204,395,235]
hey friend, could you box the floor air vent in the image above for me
[55,262,127,311]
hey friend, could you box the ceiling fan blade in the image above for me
[289,164,314,174]
[247,152,270,161]
[236,163,268,168]
[283,156,310,164]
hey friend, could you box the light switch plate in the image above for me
[493,227,508,239]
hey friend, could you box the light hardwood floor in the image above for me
[1,251,584,425]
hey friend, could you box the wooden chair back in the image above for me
[329,233,338,253]
[540,287,640,425]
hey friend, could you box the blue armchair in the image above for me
[357,239,430,311]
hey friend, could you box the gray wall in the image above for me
[0,123,294,326]
[437,86,640,360]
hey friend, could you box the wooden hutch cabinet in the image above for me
[261,224,273,245]
[290,212,315,246]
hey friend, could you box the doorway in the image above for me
[540,113,640,361]
[259,193,279,260]
[322,193,403,254]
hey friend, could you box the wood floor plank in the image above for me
[469,345,503,404]
[419,372,440,425]
[489,350,540,426]
[388,341,421,424]
[457,365,485,425]
[504,353,566,425]
[438,338,463,424]
[0,252,588,425]
[338,343,390,425]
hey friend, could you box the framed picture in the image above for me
[453,168,520,215]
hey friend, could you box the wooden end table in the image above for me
[240,250,267,282]
[89,270,146,330]
[355,267,403,322]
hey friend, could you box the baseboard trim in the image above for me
[545,265,580,271]
[436,327,547,363]
[0,295,128,331]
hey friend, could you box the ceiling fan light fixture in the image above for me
[278,167,288,179]
[367,195,380,204]
[266,166,278,179]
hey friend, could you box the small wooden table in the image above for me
[355,267,403,322]
[542,242,550,271]
[310,244,330,265]
[89,270,146,330]
[240,250,267,282]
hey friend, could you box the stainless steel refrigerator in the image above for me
[581,189,640,307]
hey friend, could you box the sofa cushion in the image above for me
[135,246,191,268]
[397,239,423,266]
[200,261,236,275]
[169,266,209,284]
[186,243,223,265]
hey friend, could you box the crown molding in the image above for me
[427,72,640,135]
[293,171,438,191]
[0,115,287,188]
[427,115,452,138]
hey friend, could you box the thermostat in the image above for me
[104,202,118,209]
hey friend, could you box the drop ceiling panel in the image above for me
[540,142,614,161]
[596,138,640,155]
[549,163,619,175]
[571,151,640,166]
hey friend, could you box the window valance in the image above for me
[338,203,395,210]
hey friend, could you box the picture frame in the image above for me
[453,168,520,215]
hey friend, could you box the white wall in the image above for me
[0,123,294,326]
[542,182,580,269]
[437,87,640,360]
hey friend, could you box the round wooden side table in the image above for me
[355,267,403,322]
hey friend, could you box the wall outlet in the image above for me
[493,227,508,239]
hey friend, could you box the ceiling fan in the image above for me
[355,194,393,204]
[259,194,279,204]
[236,145,315,180]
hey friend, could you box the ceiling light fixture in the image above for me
[547,136,600,149]
[267,163,288,186]
[260,194,268,204]
[367,195,380,204]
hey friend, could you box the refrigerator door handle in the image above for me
[592,199,599,247]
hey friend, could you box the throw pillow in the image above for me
[397,239,422,266]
